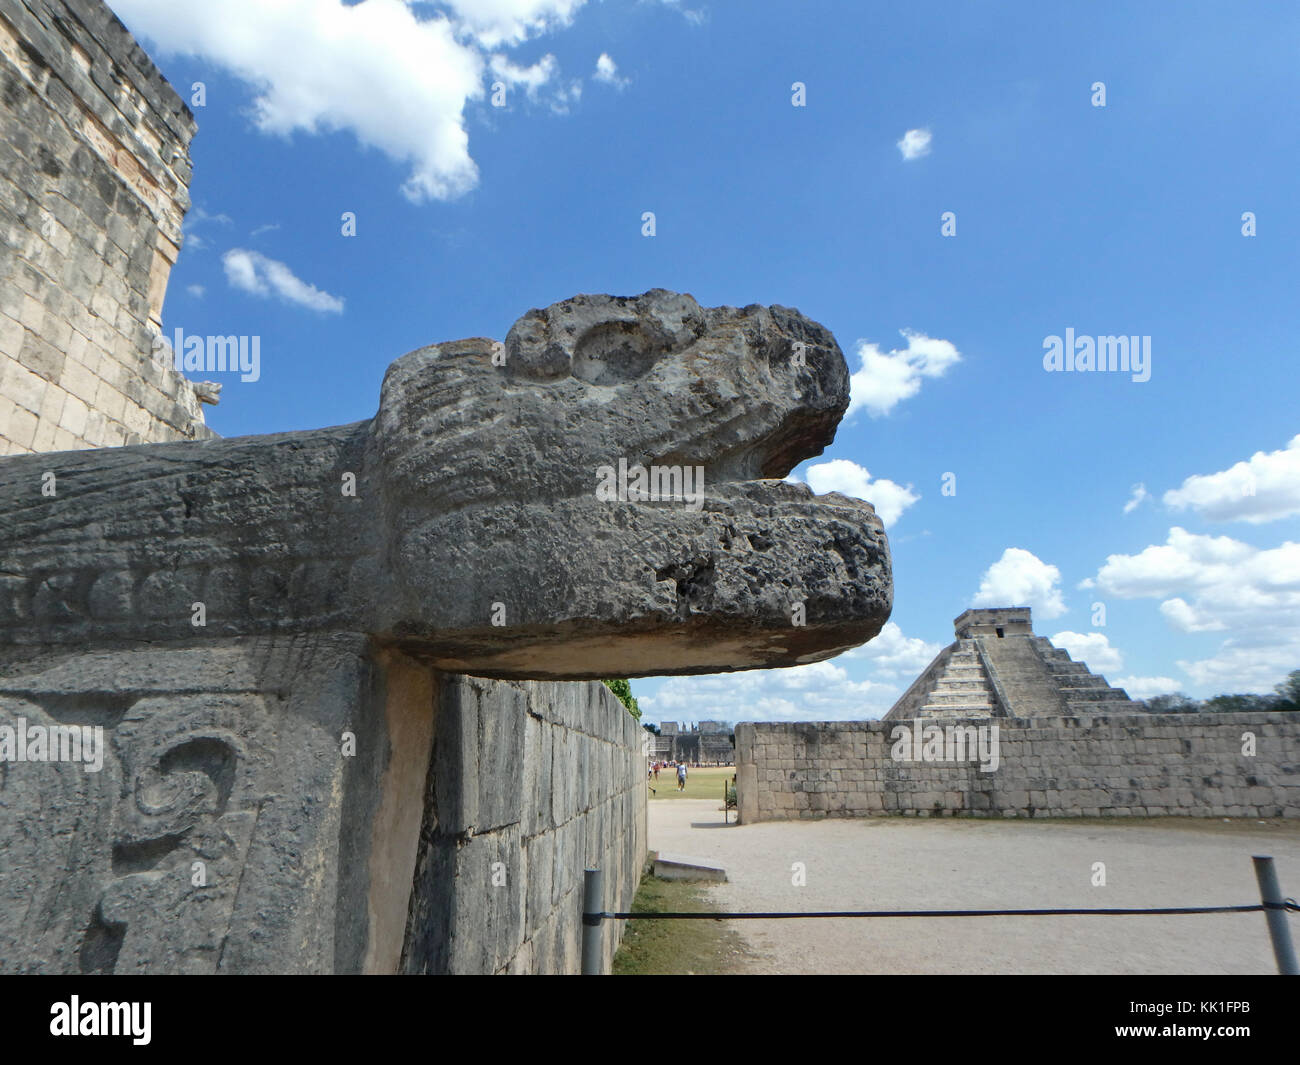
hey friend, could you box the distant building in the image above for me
[884,607,1134,720]
[647,720,734,765]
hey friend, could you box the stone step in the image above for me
[923,691,995,705]
[915,707,995,719]
[654,853,727,882]
[919,705,995,716]
[1060,687,1130,702]
[1045,661,1090,674]
[932,679,990,693]
[1067,700,1136,715]
[1057,675,1112,690]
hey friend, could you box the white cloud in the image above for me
[115,0,594,202]
[1090,526,1300,693]
[549,78,583,114]
[1123,483,1148,514]
[847,330,960,418]
[193,208,232,226]
[896,127,932,160]
[639,659,898,724]
[439,0,585,48]
[843,621,943,680]
[653,0,707,25]
[972,548,1066,619]
[592,52,627,88]
[1091,527,1255,601]
[181,206,232,251]
[1158,597,1225,632]
[1177,639,1300,693]
[1163,435,1300,524]
[1113,675,1181,699]
[185,284,205,298]
[794,458,919,527]
[250,223,281,238]
[489,52,559,99]
[1050,630,1123,674]
[222,249,344,313]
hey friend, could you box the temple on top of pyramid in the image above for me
[883,608,1135,721]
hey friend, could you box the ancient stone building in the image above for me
[0,0,893,975]
[650,721,735,766]
[735,607,1298,824]
[0,283,891,972]
[0,0,214,455]
[883,607,1134,720]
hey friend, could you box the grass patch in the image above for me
[612,860,749,975]
[648,765,735,801]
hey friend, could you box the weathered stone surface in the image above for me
[0,642,647,974]
[0,289,892,678]
[0,0,213,455]
[1,2,689,977]
[736,714,1300,823]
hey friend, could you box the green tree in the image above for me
[602,678,641,721]
[1142,693,1201,714]
[1202,693,1279,714]
[1273,670,1300,711]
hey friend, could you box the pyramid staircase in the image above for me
[912,639,998,719]
[885,609,1136,720]
[1028,636,1135,715]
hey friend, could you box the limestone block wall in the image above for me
[0,635,647,974]
[0,0,212,454]
[402,674,647,975]
[735,714,1300,823]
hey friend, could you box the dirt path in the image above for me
[647,800,1300,974]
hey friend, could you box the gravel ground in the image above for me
[648,800,1300,974]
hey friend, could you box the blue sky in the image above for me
[114,0,1300,723]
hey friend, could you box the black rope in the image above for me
[595,901,1300,921]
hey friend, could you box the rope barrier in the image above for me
[601,899,1300,921]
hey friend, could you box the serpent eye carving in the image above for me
[571,321,660,385]
[119,733,242,846]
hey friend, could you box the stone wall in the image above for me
[0,0,212,454]
[401,674,647,975]
[735,714,1300,823]
[0,637,647,974]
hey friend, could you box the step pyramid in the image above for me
[883,608,1136,721]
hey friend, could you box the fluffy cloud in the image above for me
[896,127,932,160]
[1123,483,1148,514]
[1092,527,1264,602]
[847,331,960,418]
[592,53,627,87]
[639,659,899,724]
[223,249,344,313]
[842,621,943,680]
[114,0,594,202]
[1089,527,1300,693]
[794,458,919,527]
[438,0,585,48]
[1049,630,1123,674]
[972,548,1066,619]
[488,52,559,100]
[1163,435,1300,523]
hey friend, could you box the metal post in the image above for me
[1252,855,1298,975]
[580,868,604,975]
